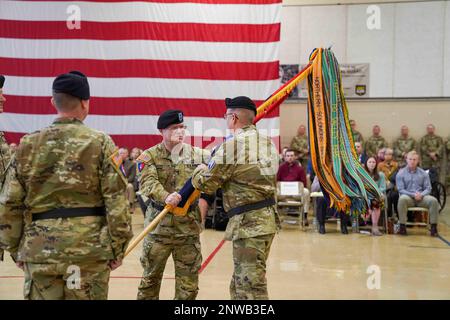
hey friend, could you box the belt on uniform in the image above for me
[32,207,106,222]
[150,199,196,213]
[226,198,276,218]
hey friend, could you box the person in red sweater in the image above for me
[277,150,311,225]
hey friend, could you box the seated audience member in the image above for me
[277,149,311,225]
[130,147,142,162]
[355,141,367,164]
[396,151,439,236]
[377,147,386,162]
[377,148,399,219]
[280,146,289,164]
[311,176,346,235]
[364,157,386,236]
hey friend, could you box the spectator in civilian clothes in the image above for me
[277,149,311,225]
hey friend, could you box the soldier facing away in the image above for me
[191,96,280,300]
[0,71,133,299]
[0,75,11,262]
[136,109,210,300]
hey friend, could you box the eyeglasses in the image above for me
[223,113,238,119]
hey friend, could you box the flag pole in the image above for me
[124,206,171,257]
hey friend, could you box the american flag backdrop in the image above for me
[0,0,281,150]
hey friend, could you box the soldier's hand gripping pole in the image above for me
[124,178,199,257]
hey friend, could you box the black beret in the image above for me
[225,96,256,115]
[0,75,4,88]
[52,71,90,100]
[157,109,184,129]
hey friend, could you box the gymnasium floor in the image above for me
[1,204,449,300]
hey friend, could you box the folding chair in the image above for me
[276,182,305,229]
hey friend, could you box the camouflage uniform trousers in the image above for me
[137,234,202,300]
[230,233,275,300]
[23,261,110,300]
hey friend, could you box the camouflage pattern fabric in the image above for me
[230,233,274,300]
[352,130,364,144]
[290,135,309,167]
[0,117,133,266]
[419,134,444,170]
[192,125,280,241]
[137,142,210,236]
[364,135,388,158]
[191,124,280,299]
[0,131,10,261]
[136,142,209,299]
[393,136,417,166]
[23,261,110,300]
[137,234,201,300]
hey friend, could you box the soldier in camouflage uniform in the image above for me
[364,125,388,158]
[393,125,417,167]
[0,71,133,299]
[290,125,309,168]
[0,75,11,262]
[191,96,280,300]
[350,119,364,144]
[136,109,210,300]
[419,124,444,173]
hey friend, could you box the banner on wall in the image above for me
[297,63,370,98]
[279,64,299,99]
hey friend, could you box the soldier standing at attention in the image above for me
[191,96,280,300]
[290,124,309,168]
[136,109,210,300]
[0,71,133,299]
[393,125,417,167]
[365,124,388,158]
[419,124,444,173]
[349,119,364,144]
[0,75,11,262]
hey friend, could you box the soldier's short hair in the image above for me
[407,150,419,159]
[52,92,81,112]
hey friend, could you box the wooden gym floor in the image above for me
[1,204,449,300]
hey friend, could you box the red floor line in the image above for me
[198,239,226,274]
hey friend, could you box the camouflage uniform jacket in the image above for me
[0,131,11,188]
[0,118,133,263]
[419,134,444,168]
[137,142,210,236]
[192,125,280,241]
[289,135,309,160]
[0,132,9,261]
[446,136,450,156]
[393,136,417,164]
[365,135,388,158]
